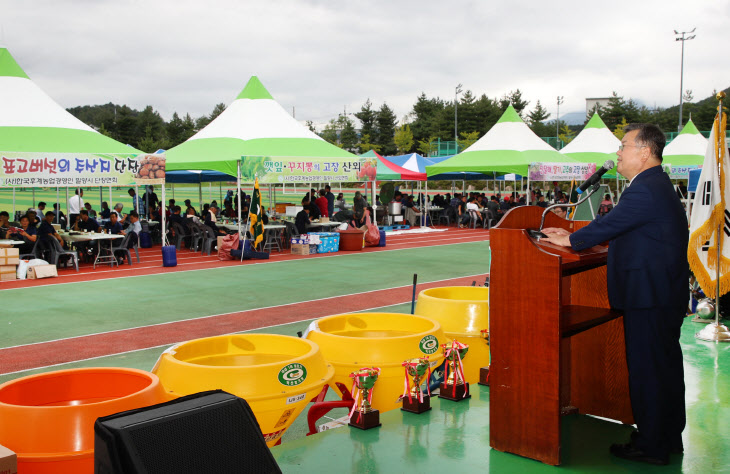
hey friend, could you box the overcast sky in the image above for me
[1,0,728,129]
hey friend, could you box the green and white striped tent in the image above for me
[0,47,139,155]
[425,105,569,177]
[559,113,620,168]
[663,118,708,167]
[166,76,358,177]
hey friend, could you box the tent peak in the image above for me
[496,105,524,124]
[236,76,274,101]
[583,113,608,130]
[0,47,29,79]
[678,118,700,136]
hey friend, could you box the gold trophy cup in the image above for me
[400,357,432,414]
[439,340,471,401]
[349,367,382,430]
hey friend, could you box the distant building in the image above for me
[585,97,612,116]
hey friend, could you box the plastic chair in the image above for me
[111,233,134,265]
[468,210,482,229]
[49,237,79,271]
[19,238,43,260]
[484,210,497,229]
[200,226,217,256]
[187,226,203,252]
[169,222,186,250]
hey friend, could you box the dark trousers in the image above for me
[623,307,686,458]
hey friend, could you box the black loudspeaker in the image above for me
[94,390,281,474]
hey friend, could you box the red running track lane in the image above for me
[0,227,490,290]
[0,273,488,375]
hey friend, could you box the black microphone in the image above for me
[577,160,615,194]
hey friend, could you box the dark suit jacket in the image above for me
[570,166,688,310]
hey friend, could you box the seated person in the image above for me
[308,197,321,220]
[74,209,100,232]
[295,205,310,235]
[104,212,124,234]
[222,202,236,218]
[552,206,568,219]
[25,209,40,226]
[404,195,422,226]
[37,211,65,259]
[205,206,227,235]
[84,202,97,218]
[460,197,481,228]
[52,203,67,229]
[9,215,37,255]
[74,209,101,260]
[334,193,346,211]
[99,201,111,219]
[121,210,141,249]
[112,203,125,221]
[536,195,548,208]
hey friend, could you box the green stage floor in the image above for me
[273,319,730,473]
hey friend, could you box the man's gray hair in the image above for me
[114,203,123,209]
[624,123,666,162]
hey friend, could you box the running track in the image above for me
[0,227,490,374]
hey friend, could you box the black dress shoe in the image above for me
[610,443,669,466]
[630,430,684,454]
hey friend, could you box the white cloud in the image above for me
[1,0,728,128]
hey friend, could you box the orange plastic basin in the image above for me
[0,367,168,474]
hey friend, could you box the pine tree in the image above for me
[375,103,398,155]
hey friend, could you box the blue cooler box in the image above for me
[161,245,177,267]
[310,232,340,253]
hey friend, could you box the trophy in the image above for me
[400,357,432,414]
[478,329,490,386]
[438,340,471,401]
[348,367,382,430]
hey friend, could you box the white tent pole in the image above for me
[425,180,430,227]
[161,181,167,246]
[12,188,15,217]
[371,179,376,223]
[108,186,112,205]
[209,182,212,203]
[237,160,242,238]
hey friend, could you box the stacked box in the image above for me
[310,232,340,254]
[291,243,319,255]
[0,265,16,282]
[0,248,19,266]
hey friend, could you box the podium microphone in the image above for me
[577,160,615,194]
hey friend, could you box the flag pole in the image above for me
[696,91,730,342]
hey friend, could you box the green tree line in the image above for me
[67,85,728,155]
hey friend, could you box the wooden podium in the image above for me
[488,206,633,465]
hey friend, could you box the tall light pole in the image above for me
[556,96,564,150]
[675,28,696,132]
[455,84,463,152]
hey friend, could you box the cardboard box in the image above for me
[320,217,330,223]
[0,248,19,266]
[0,444,17,474]
[291,243,318,255]
[27,264,58,279]
[0,266,16,282]
[292,243,309,255]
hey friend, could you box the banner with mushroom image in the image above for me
[0,152,165,187]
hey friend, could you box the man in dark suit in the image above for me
[543,123,688,466]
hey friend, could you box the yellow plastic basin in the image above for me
[415,286,489,383]
[0,367,168,474]
[152,334,334,447]
[306,313,445,413]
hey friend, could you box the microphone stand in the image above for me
[528,182,602,240]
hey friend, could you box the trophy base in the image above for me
[349,409,381,430]
[477,367,490,386]
[401,394,432,414]
[438,382,471,401]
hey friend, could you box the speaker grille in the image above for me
[126,402,273,473]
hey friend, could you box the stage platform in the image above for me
[273,319,730,472]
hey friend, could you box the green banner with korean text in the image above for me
[240,156,377,183]
[0,152,166,187]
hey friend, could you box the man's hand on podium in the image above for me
[541,227,572,248]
